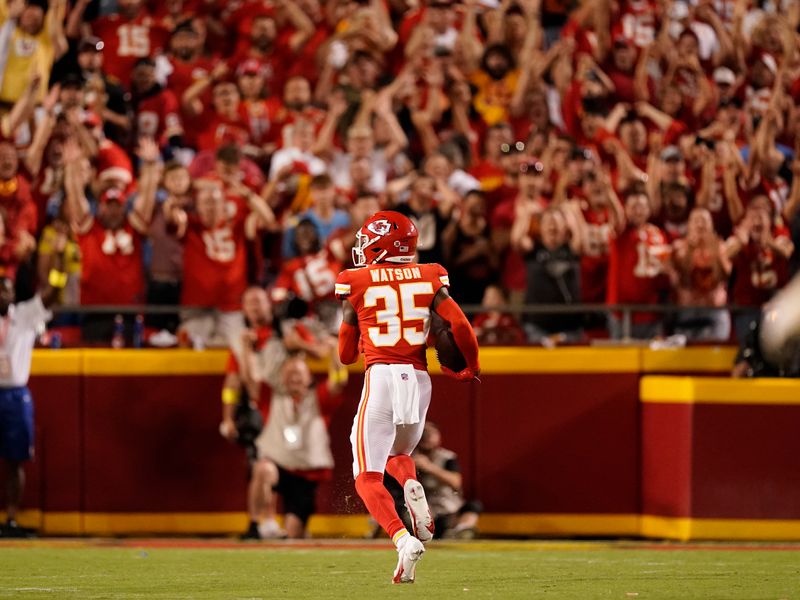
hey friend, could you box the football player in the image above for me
[335,211,480,583]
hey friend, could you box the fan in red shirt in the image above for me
[607,186,672,338]
[165,22,217,148]
[272,218,342,307]
[0,141,37,237]
[616,0,659,49]
[165,21,215,106]
[182,63,254,152]
[62,138,160,341]
[167,175,274,348]
[89,0,170,86]
[471,285,525,346]
[727,201,793,310]
[0,143,37,280]
[240,74,326,155]
[578,171,625,304]
[227,11,289,96]
[130,58,183,146]
[468,123,513,193]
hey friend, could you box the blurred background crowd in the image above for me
[0,0,799,348]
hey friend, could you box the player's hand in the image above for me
[441,365,481,382]
[219,419,238,441]
[413,452,435,473]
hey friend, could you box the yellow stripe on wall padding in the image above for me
[15,511,800,541]
[31,347,652,377]
[641,376,800,405]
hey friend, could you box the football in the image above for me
[430,310,467,373]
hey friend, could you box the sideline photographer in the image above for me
[219,286,336,539]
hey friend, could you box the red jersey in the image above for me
[335,263,450,371]
[272,250,342,305]
[77,218,145,305]
[135,87,182,143]
[242,98,283,146]
[228,49,287,96]
[92,14,170,85]
[617,0,658,48]
[731,242,789,307]
[167,56,216,102]
[0,175,37,235]
[607,224,671,310]
[181,204,249,311]
[580,204,614,303]
[195,106,253,152]
[468,159,505,192]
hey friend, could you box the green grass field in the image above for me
[1,539,798,599]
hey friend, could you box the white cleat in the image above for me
[258,519,287,540]
[392,536,425,584]
[404,480,435,543]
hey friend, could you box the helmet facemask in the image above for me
[352,230,370,267]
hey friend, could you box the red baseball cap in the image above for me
[237,59,264,77]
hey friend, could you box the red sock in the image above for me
[386,454,417,486]
[355,472,407,541]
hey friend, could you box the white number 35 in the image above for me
[364,283,433,347]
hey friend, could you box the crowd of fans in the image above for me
[1,0,799,347]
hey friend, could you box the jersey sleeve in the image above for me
[335,269,352,300]
[427,263,450,294]
[272,264,294,302]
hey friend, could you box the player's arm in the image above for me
[129,138,162,234]
[38,227,68,309]
[338,299,361,365]
[220,371,242,441]
[65,0,90,40]
[62,139,91,229]
[432,286,480,380]
[230,180,277,230]
[414,453,463,491]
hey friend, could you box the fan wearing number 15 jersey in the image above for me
[335,211,479,584]
[91,2,170,86]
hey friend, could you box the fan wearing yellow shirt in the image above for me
[0,0,68,105]
[469,44,520,127]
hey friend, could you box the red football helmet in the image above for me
[352,211,418,267]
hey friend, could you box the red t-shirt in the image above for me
[167,56,216,102]
[272,250,342,305]
[731,242,790,306]
[228,49,288,96]
[195,105,253,152]
[135,87,182,143]
[580,204,614,303]
[181,202,249,311]
[469,159,505,192]
[490,196,527,292]
[607,224,671,317]
[92,14,170,85]
[335,263,449,371]
[77,218,145,305]
[242,98,283,146]
[0,175,37,235]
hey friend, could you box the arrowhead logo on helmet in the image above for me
[352,211,419,267]
[367,219,392,236]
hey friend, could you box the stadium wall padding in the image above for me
[12,347,800,540]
